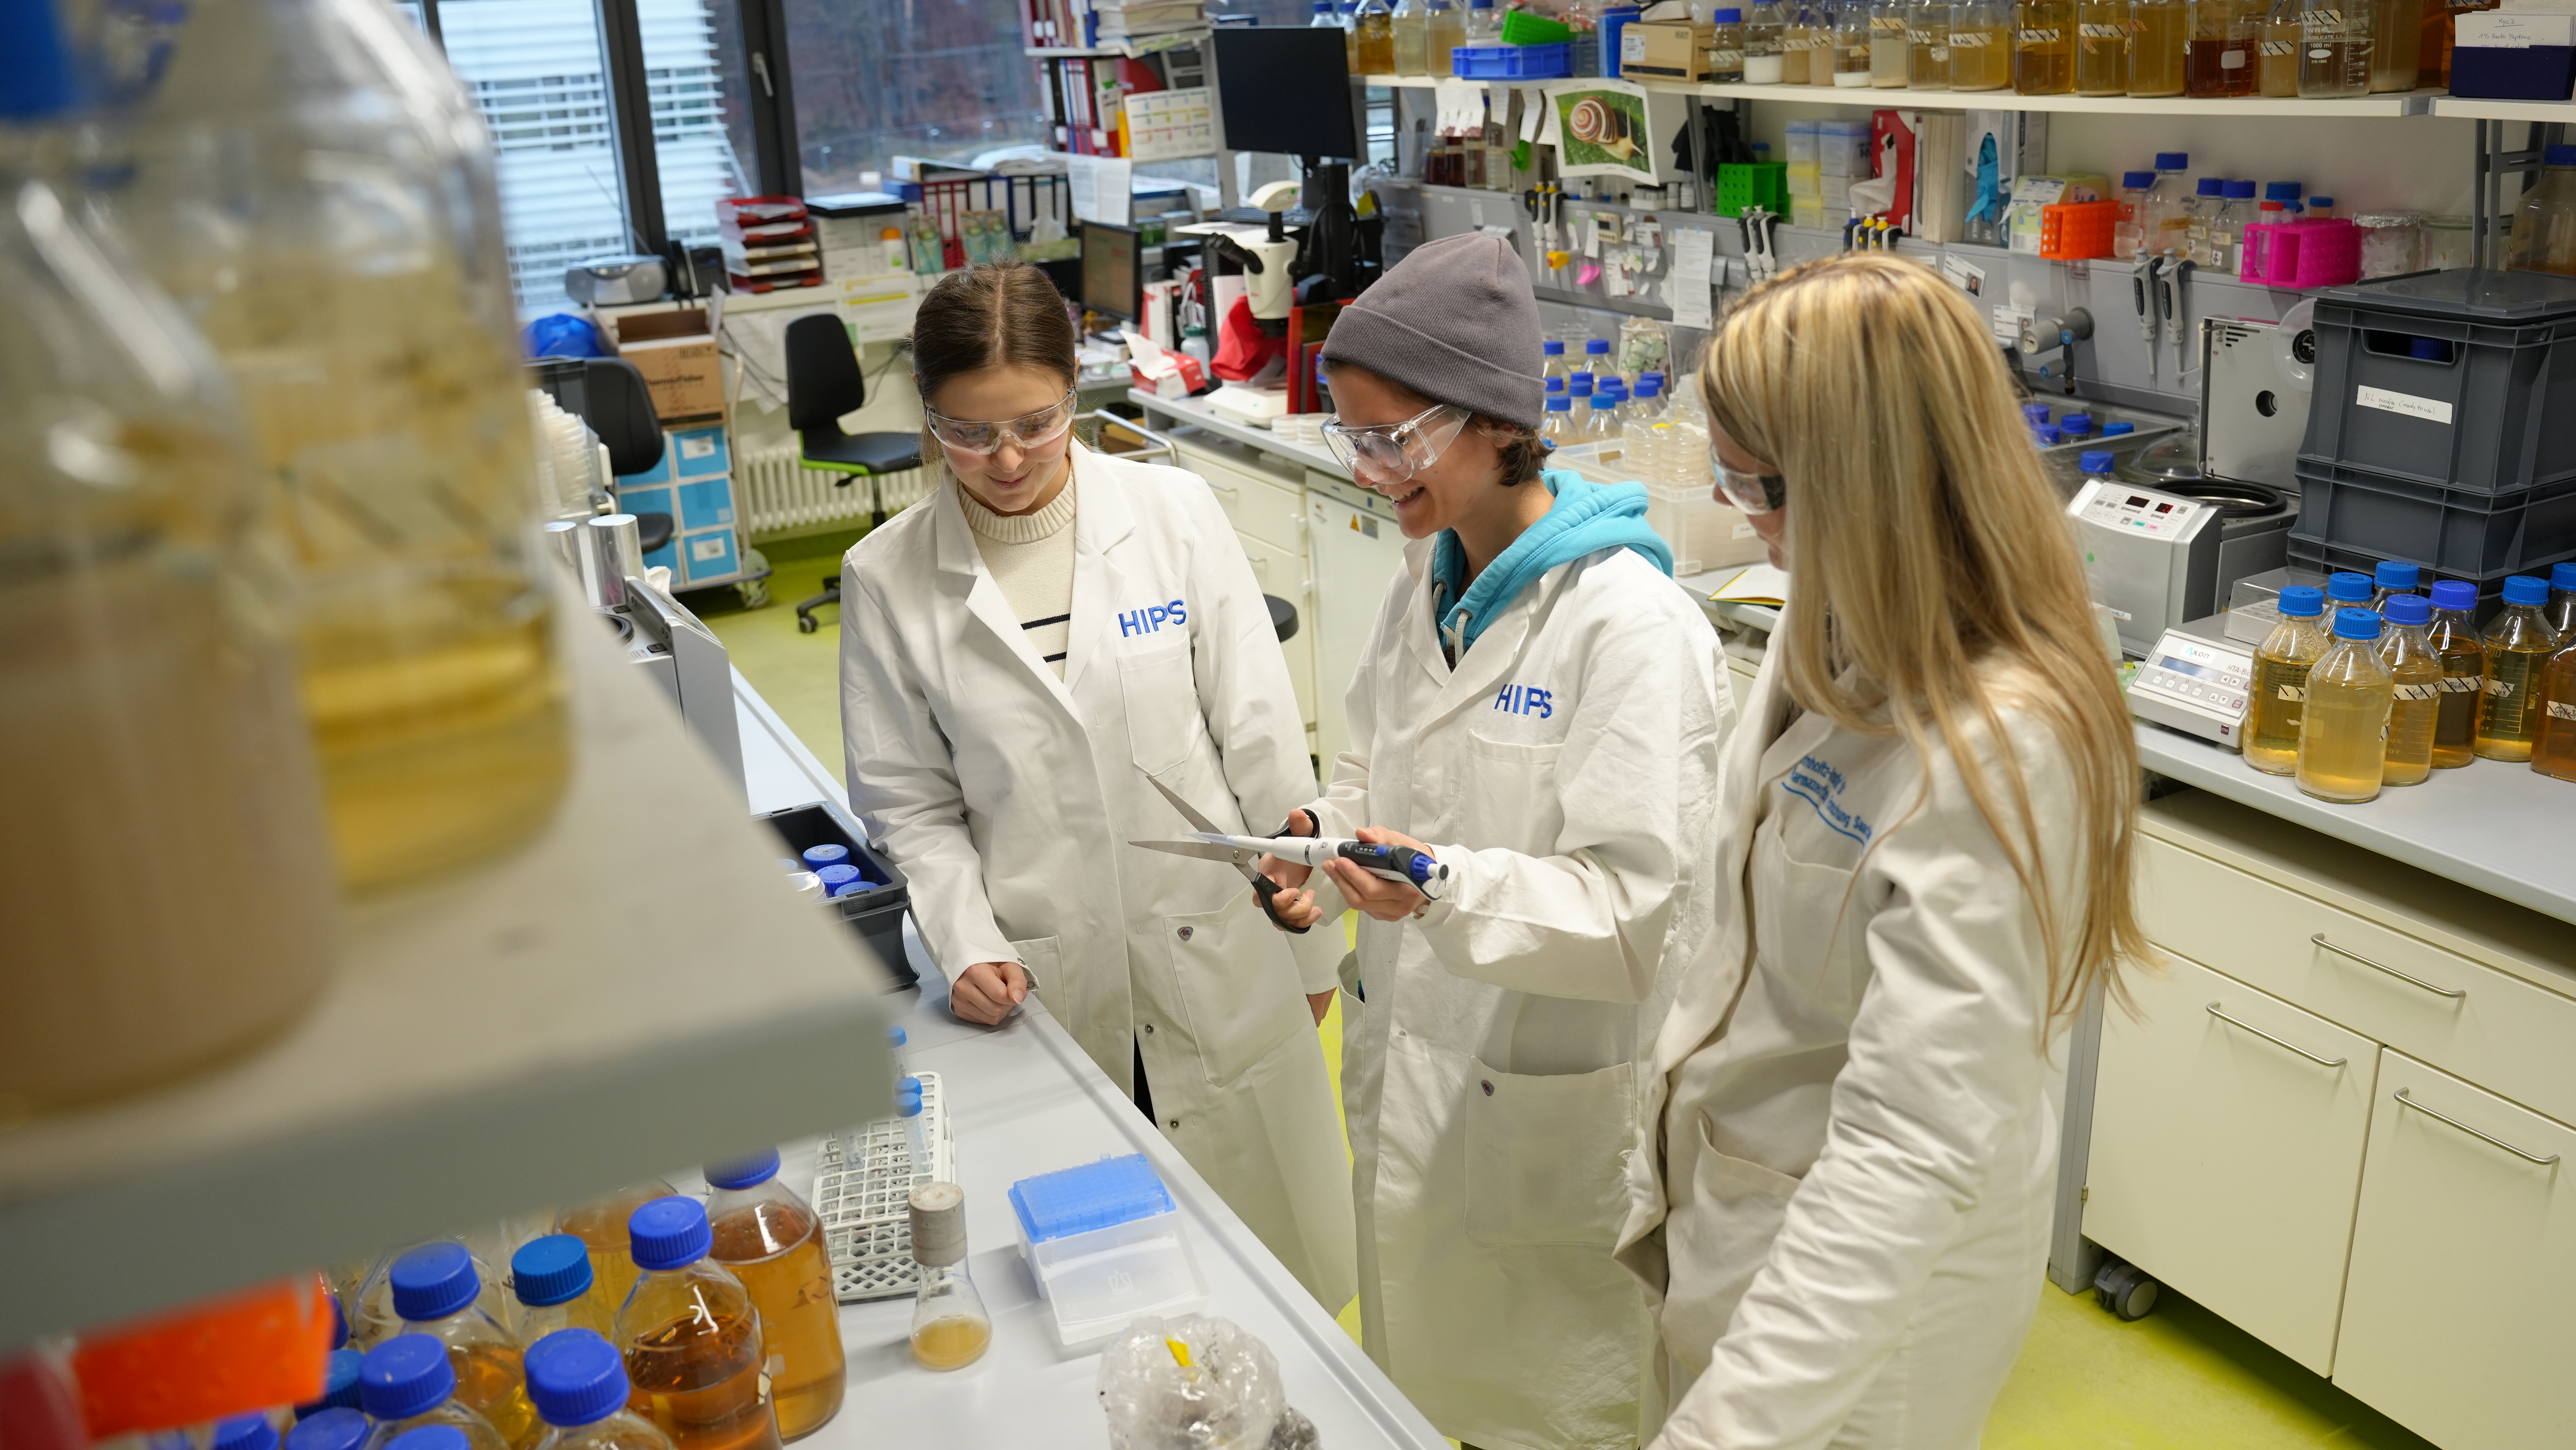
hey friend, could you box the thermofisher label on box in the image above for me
[2355,385,2455,425]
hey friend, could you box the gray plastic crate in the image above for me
[2299,269,2576,496]
[2283,536,2527,619]
[2289,460,2576,583]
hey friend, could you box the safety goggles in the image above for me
[1710,449,1787,515]
[1321,401,1471,485]
[922,390,1079,455]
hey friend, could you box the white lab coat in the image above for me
[1614,614,2077,1450]
[838,442,1357,1310]
[1307,537,1731,1450]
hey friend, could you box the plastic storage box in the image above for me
[756,800,913,988]
[1499,9,1573,42]
[1453,42,1573,77]
[2036,200,2121,260]
[1718,161,1790,218]
[2288,460,2576,580]
[1009,1155,1208,1348]
[1644,481,1765,575]
[2238,218,2361,290]
[2300,269,2576,496]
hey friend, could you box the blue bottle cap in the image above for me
[1641,369,1665,387]
[1542,338,1564,354]
[2327,571,2373,603]
[2225,179,2257,200]
[2372,559,2419,591]
[525,1329,631,1429]
[297,1348,365,1419]
[360,1336,458,1421]
[2384,593,2432,626]
[2309,196,2333,208]
[512,1235,595,1308]
[2021,402,2050,423]
[898,1078,924,1118]
[389,1242,480,1323]
[801,844,849,868]
[213,1414,279,1450]
[1585,338,1609,353]
[2503,574,2551,607]
[2277,586,2325,618]
[2553,561,2576,590]
[2429,579,2479,611]
[889,1025,908,1047]
[0,0,81,121]
[628,1196,713,1271]
[815,863,862,888]
[2061,413,2094,433]
[2102,421,2135,436]
[384,1429,471,1450]
[2265,181,2303,201]
[1546,394,1572,411]
[2078,450,2116,474]
[2157,152,2189,170]
[2033,425,2061,446]
[285,1410,372,1450]
[1545,376,1564,392]
[1636,376,1661,396]
[705,1147,782,1190]
[2122,170,2154,189]
[2550,144,2576,167]
[1712,6,1742,18]
[2333,607,2382,640]
[2196,177,2226,197]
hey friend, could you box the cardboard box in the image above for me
[1620,21,1712,78]
[611,310,724,423]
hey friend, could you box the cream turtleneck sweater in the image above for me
[956,472,1078,678]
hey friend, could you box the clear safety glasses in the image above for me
[1320,401,1471,485]
[922,390,1079,456]
[1710,450,1787,515]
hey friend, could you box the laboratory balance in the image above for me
[2126,614,2256,747]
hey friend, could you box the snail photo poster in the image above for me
[1539,79,1686,183]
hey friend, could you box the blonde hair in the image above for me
[1699,253,2147,1025]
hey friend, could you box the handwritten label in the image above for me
[2356,384,2455,425]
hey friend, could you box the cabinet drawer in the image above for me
[1178,445,1305,555]
[2086,953,2378,1375]
[2138,835,2576,1128]
[2333,1051,2576,1450]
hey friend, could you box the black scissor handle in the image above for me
[1250,871,1312,935]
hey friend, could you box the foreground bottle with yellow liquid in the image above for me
[2476,574,2564,761]
[2241,585,2329,774]
[100,0,569,891]
[392,1244,542,1450]
[2298,608,2396,804]
[2374,594,2442,787]
[2424,578,2486,767]
[705,1151,845,1441]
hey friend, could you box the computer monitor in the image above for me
[1080,220,1143,323]
[1210,28,1358,161]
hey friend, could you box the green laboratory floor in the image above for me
[702,553,2439,1450]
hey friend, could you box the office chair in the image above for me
[530,356,673,554]
[786,314,923,633]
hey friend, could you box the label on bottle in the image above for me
[1712,46,1747,65]
[2484,677,2517,697]
[2079,22,2126,36]
[2394,682,2442,701]
[2440,674,2483,692]
[1951,28,1995,44]
[2260,37,2297,53]
[2276,683,2308,702]
[2356,383,2455,424]
[2019,26,2064,42]
[1874,14,1905,30]
[2551,700,2576,721]
[2222,45,2247,64]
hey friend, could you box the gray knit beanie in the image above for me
[1322,234,1543,429]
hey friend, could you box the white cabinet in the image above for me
[1176,435,1322,762]
[2333,1053,2576,1450]
[2085,953,2379,1375]
[1306,471,1409,769]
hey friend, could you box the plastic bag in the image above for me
[1096,1316,1317,1450]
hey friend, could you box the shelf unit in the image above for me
[1635,77,2442,115]
[2431,94,2576,123]
[0,588,897,1351]
[1023,28,1208,58]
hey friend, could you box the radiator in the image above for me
[736,445,933,540]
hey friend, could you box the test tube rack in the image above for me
[810,1071,956,1302]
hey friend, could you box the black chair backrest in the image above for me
[530,355,665,478]
[786,313,867,434]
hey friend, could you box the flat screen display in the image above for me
[1210,29,1358,159]
[1080,221,1140,322]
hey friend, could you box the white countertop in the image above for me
[729,673,1450,1450]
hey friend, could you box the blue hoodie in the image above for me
[1429,468,1671,658]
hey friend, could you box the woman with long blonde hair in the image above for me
[1613,252,2150,1447]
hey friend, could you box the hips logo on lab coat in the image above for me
[1119,599,1188,636]
[1783,754,1875,844]
[1494,683,1555,717]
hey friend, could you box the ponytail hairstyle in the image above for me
[910,262,1081,480]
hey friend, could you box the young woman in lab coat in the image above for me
[837,263,1356,1309]
[1262,234,1733,1450]
[1613,253,2150,1449]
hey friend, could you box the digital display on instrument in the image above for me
[2157,654,2228,682]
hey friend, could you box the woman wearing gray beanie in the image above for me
[1257,234,1735,1450]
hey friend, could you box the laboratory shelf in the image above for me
[1362,74,1493,89]
[1638,78,2441,116]
[2133,720,2576,928]
[1024,29,1208,58]
[2429,94,2576,124]
[0,588,897,1352]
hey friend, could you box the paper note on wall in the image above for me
[1668,226,1714,328]
[1066,154,1134,225]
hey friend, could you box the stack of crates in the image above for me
[1782,119,1869,232]
[616,424,745,590]
[2289,269,2576,608]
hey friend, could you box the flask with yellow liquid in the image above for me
[2476,575,2564,761]
[2297,608,2396,804]
[2242,585,2328,775]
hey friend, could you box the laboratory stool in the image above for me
[787,313,921,635]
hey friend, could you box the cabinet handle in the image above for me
[2394,1089,2561,1167]
[2205,1003,2348,1068]
[2311,933,2465,1000]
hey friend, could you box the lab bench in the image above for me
[731,674,1451,1450]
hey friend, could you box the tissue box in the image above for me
[2452,11,2576,96]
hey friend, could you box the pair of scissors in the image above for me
[1129,778,1452,933]
[1131,776,1312,933]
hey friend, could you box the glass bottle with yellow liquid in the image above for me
[2258,0,2303,91]
[2299,609,2397,803]
[2131,0,2189,92]
[1873,0,1915,81]
[2298,0,2374,98]
[1911,0,1956,83]
[908,1184,992,1371]
[2476,574,2564,760]
[1392,0,1430,74]
[616,1199,783,1450]
[557,1181,679,1319]
[103,0,570,892]
[2186,0,2258,92]
[2529,636,2576,783]
[2370,0,2422,88]
[705,1151,844,1442]
[359,1337,512,1450]
[2,42,337,1115]
[2243,585,2329,775]
[2376,594,2442,787]
[525,1331,674,1450]
[2424,579,2486,768]
[1353,0,1398,73]
[1952,0,2018,85]
[392,1244,541,1450]
[2076,0,2130,90]
[513,1238,620,1345]
[1779,0,1819,79]
[2547,561,2576,635]
[2016,0,2077,87]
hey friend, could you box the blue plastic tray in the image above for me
[1453,42,1572,79]
[1008,1154,1175,1244]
